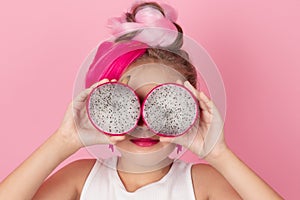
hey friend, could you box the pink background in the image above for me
[0,0,299,199]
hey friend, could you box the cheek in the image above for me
[160,142,177,152]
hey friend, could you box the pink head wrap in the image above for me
[85,2,179,88]
[85,40,148,88]
[107,2,178,47]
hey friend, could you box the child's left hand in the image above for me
[160,81,228,160]
[58,79,125,149]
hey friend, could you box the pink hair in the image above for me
[85,40,148,88]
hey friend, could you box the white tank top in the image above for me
[80,156,196,200]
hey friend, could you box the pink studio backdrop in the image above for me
[0,0,299,199]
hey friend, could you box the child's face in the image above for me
[115,62,186,157]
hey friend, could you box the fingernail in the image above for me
[184,81,196,95]
[184,81,192,88]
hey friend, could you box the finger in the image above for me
[183,80,212,112]
[183,81,197,97]
[74,89,92,103]
[184,81,212,113]
[76,78,117,102]
[198,97,213,113]
[86,79,110,99]
[200,110,213,124]
[199,92,213,113]
[199,91,213,106]
[90,78,109,89]
[75,79,109,103]
[198,99,210,112]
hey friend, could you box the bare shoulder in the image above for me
[64,159,97,192]
[33,159,96,199]
[191,163,241,200]
[64,158,97,175]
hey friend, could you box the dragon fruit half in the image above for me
[87,82,141,135]
[142,83,199,137]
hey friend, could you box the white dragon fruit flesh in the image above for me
[142,83,199,137]
[87,82,140,135]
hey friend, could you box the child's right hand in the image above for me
[57,79,125,150]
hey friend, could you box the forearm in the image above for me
[207,148,283,200]
[0,130,80,200]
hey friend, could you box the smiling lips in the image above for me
[130,138,160,147]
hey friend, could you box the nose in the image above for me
[137,116,145,126]
[129,125,156,138]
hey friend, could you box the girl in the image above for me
[0,1,283,199]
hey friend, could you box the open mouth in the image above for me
[130,138,160,147]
